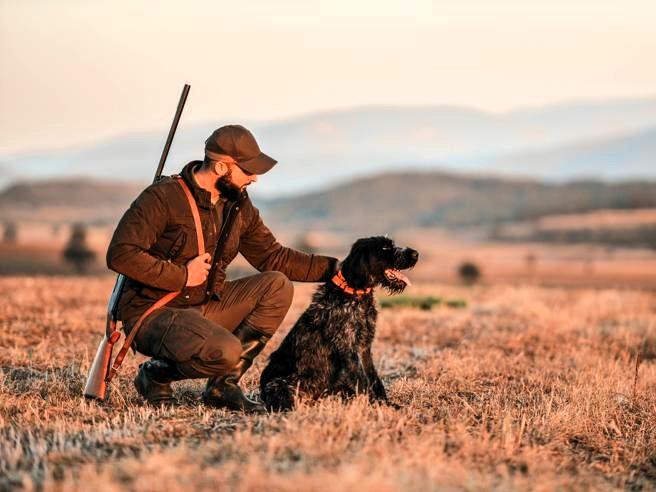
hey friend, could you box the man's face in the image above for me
[214,157,258,201]
[228,161,258,190]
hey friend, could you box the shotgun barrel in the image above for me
[84,84,191,400]
[155,84,191,181]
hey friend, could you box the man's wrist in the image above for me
[322,256,340,281]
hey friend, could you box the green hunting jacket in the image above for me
[106,161,338,325]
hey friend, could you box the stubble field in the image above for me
[1,276,655,491]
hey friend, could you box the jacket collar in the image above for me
[331,270,373,297]
[179,161,215,210]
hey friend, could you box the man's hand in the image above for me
[185,252,211,287]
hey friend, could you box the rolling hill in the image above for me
[0,179,144,225]
[263,172,656,234]
[2,171,656,238]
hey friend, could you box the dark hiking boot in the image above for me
[202,323,270,414]
[134,359,184,407]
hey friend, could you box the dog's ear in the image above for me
[341,241,372,289]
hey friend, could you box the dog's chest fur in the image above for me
[305,283,377,346]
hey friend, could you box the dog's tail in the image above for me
[261,377,296,412]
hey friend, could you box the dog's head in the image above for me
[340,236,419,294]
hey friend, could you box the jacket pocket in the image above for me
[167,230,187,260]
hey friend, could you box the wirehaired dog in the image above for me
[260,236,419,411]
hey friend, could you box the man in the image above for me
[106,124,338,413]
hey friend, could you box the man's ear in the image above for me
[213,161,227,176]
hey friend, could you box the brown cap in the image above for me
[205,125,277,175]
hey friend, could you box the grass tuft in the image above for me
[379,295,466,310]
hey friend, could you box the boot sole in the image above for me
[202,393,266,414]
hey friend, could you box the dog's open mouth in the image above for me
[384,268,412,286]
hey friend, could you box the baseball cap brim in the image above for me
[236,152,277,175]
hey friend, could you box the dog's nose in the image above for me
[408,249,419,262]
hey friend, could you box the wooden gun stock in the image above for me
[83,316,121,400]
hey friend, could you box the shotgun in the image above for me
[84,84,191,400]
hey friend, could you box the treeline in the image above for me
[532,226,656,250]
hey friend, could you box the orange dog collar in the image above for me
[331,270,373,296]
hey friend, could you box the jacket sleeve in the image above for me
[106,184,188,291]
[238,203,338,282]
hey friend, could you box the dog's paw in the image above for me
[384,400,402,410]
[371,397,401,410]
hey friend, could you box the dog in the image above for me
[260,236,419,411]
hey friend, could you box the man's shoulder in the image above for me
[141,175,183,196]
[156,174,182,187]
[129,176,185,214]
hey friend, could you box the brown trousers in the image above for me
[133,271,294,379]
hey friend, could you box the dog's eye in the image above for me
[382,247,392,251]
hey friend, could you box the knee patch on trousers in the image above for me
[176,333,241,379]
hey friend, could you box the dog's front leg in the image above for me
[328,327,371,398]
[360,347,388,403]
[332,351,371,398]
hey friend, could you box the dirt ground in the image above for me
[1,276,655,491]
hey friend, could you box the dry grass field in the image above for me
[1,276,655,491]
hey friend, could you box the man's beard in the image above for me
[215,169,243,202]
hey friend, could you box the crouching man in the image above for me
[107,125,338,413]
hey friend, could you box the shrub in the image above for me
[63,223,96,273]
[458,261,481,285]
[3,221,17,243]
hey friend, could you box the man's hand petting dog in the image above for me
[260,236,419,411]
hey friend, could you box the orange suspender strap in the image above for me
[106,177,204,383]
[177,176,205,254]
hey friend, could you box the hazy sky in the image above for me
[1,0,655,155]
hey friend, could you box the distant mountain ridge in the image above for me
[493,127,656,180]
[2,97,656,197]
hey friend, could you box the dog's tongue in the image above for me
[385,268,412,286]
